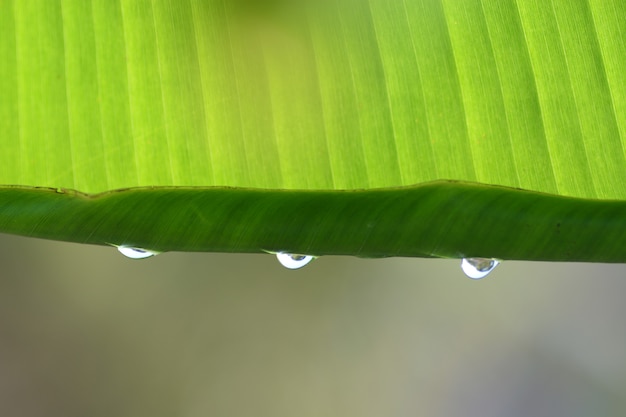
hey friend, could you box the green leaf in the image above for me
[1,0,625,261]
[3,182,626,262]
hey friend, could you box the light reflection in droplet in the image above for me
[461,257,500,279]
[117,246,159,259]
[276,252,315,269]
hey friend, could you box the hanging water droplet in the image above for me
[117,246,158,259]
[461,257,499,279]
[276,252,315,269]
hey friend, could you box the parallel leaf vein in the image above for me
[119,0,142,185]
[59,0,76,189]
[367,0,403,185]
[441,2,477,182]
[513,0,560,194]
[337,6,371,187]
[305,8,336,188]
[189,0,215,184]
[401,0,438,178]
[479,0,521,187]
[150,0,175,184]
[550,0,596,197]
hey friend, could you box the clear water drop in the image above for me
[276,252,315,269]
[117,246,158,259]
[461,257,500,279]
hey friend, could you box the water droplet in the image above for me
[117,246,158,259]
[276,252,315,269]
[461,257,499,279]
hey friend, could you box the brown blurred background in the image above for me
[0,233,624,416]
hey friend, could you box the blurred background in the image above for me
[0,233,625,416]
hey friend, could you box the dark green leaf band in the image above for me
[0,181,624,262]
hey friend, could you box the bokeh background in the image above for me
[0,233,625,416]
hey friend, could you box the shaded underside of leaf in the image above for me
[1,182,625,262]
